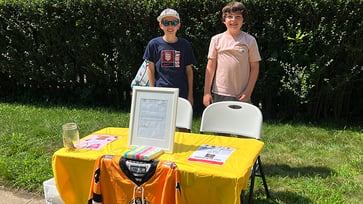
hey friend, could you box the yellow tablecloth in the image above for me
[52,127,264,204]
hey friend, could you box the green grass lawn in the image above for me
[0,102,362,203]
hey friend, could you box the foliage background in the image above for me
[0,0,362,123]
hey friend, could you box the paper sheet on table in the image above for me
[78,134,119,150]
[187,144,235,165]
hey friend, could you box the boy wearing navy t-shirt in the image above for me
[143,8,196,105]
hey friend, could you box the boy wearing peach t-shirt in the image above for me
[203,2,261,106]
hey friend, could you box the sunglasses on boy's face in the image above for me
[162,20,179,27]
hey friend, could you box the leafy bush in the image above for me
[0,0,361,122]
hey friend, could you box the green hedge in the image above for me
[0,0,362,122]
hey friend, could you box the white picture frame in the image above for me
[128,86,179,153]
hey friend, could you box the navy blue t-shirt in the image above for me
[143,36,196,99]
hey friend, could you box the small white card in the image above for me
[187,144,235,165]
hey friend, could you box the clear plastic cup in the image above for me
[62,123,80,150]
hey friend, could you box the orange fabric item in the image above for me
[88,155,180,204]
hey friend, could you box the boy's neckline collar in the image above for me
[225,30,243,38]
[163,35,178,43]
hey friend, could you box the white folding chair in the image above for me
[200,101,270,203]
[176,97,193,132]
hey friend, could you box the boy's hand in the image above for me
[187,96,194,106]
[238,93,251,102]
[203,94,213,107]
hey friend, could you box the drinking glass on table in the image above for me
[62,123,80,150]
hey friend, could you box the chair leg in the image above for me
[257,156,270,198]
[248,162,257,204]
[240,190,246,204]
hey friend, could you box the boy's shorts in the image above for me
[212,93,252,104]
[213,93,239,103]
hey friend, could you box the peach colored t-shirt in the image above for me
[208,31,261,97]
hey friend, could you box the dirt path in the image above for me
[0,186,44,204]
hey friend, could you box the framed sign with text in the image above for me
[128,86,179,153]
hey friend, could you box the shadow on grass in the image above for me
[252,190,313,204]
[264,163,335,178]
[249,164,334,203]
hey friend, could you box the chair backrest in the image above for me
[200,101,262,139]
[176,97,193,131]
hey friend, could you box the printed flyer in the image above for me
[187,144,235,165]
[78,134,118,150]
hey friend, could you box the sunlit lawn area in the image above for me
[0,102,362,203]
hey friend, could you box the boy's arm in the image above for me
[239,61,259,102]
[203,58,217,107]
[147,61,156,87]
[186,65,194,105]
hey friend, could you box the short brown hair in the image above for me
[222,2,247,22]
